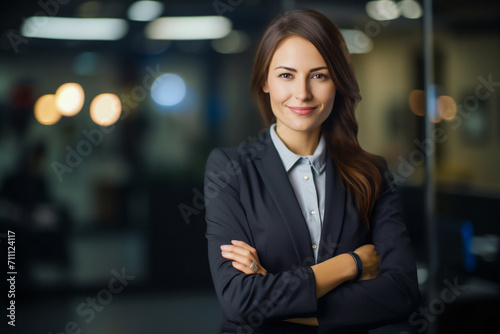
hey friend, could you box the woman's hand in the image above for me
[221,240,267,275]
[353,244,380,281]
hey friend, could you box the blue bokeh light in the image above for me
[73,52,98,76]
[151,73,186,107]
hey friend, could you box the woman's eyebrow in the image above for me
[274,66,328,72]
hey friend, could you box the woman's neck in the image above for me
[275,123,321,156]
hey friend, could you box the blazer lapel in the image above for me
[254,131,315,263]
[318,151,347,262]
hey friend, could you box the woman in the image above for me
[205,9,420,333]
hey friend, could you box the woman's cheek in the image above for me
[272,85,290,103]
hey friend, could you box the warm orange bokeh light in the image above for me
[55,82,85,116]
[409,90,425,116]
[431,116,442,123]
[438,95,457,121]
[90,93,121,126]
[34,94,61,125]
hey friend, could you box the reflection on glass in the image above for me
[55,83,85,116]
[90,93,121,126]
[34,94,61,125]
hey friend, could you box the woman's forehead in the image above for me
[269,36,327,69]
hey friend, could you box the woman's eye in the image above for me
[279,73,292,79]
[313,73,328,79]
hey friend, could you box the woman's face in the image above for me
[264,36,336,136]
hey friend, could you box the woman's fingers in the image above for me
[221,250,254,267]
[231,240,257,254]
[220,241,267,275]
[221,243,258,261]
[230,240,260,259]
[231,261,254,275]
[221,250,257,274]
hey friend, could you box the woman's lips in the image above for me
[287,106,317,115]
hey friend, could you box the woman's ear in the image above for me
[263,81,269,93]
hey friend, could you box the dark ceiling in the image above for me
[0,0,499,54]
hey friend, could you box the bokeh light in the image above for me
[34,94,61,125]
[145,16,232,40]
[417,267,429,285]
[74,52,98,76]
[399,0,423,19]
[21,17,128,41]
[77,1,103,18]
[55,83,85,116]
[128,1,164,21]
[438,95,457,121]
[409,89,425,116]
[341,29,373,54]
[151,73,186,107]
[366,0,400,21]
[211,30,251,54]
[90,93,122,126]
[431,114,442,123]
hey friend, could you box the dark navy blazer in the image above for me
[204,130,420,333]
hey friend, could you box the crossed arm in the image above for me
[220,240,381,326]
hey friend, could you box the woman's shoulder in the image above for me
[374,154,389,170]
[206,146,246,164]
[370,154,399,193]
[206,129,272,166]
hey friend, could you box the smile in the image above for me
[287,106,317,115]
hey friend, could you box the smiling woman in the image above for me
[205,8,420,334]
[263,36,336,156]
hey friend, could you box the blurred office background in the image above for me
[0,0,499,333]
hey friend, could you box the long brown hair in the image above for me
[250,9,384,224]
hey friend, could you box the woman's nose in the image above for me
[294,79,312,101]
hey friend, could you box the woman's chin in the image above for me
[285,120,321,134]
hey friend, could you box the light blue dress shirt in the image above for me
[269,123,326,263]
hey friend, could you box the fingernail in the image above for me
[220,245,229,250]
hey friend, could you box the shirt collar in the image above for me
[269,123,326,174]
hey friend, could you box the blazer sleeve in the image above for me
[316,164,421,332]
[205,148,318,323]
